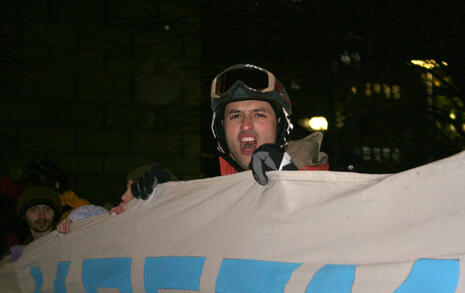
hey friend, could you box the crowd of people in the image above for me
[0,63,330,262]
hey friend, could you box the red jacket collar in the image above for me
[219,157,239,175]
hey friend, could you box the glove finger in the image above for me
[131,179,143,199]
[142,173,154,196]
[251,152,269,185]
[263,155,278,170]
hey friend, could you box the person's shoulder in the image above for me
[59,190,90,207]
[286,132,329,169]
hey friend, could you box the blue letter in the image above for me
[216,259,302,293]
[82,257,133,293]
[30,266,43,293]
[144,256,205,292]
[54,261,70,293]
[394,258,459,293]
[305,264,356,293]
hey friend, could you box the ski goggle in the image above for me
[210,64,277,99]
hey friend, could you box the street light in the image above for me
[309,116,328,131]
[298,116,328,131]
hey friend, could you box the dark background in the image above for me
[1,0,464,205]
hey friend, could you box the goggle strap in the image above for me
[282,107,294,135]
[211,111,217,139]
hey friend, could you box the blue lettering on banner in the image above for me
[394,258,459,293]
[305,264,356,293]
[82,257,133,293]
[54,261,70,293]
[144,256,205,292]
[29,257,460,292]
[30,266,43,293]
[215,258,302,292]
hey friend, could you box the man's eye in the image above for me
[230,113,241,119]
[255,112,266,118]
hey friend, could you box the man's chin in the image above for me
[236,155,252,170]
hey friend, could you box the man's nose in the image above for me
[240,114,253,130]
[38,207,47,218]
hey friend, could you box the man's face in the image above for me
[224,100,277,170]
[24,204,55,233]
[122,180,135,203]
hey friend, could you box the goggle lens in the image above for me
[214,67,271,96]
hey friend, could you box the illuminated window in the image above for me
[290,80,301,90]
[382,147,391,160]
[392,85,400,99]
[350,86,357,95]
[373,147,381,162]
[426,72,433,95]
[363,83,400,99]
[360,146,400,162]
[335,111,345,128]
[383,84,391,98]
[392,148,400,162]
[361,146,371,161]
[341,51,351,64]
[373,83,381,94]
[340,51,361,65]
[365,83,372,96]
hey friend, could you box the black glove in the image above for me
[249,144,298,186]
[131,163,172,200]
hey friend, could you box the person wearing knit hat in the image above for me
[109,163,175,215]
[9,159,92,223]
[16,186,62,243]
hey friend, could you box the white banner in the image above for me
[1,151,465,292]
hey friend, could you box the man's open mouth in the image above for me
[240,135,257,154]
[35,220,51,226]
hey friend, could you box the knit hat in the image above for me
[16,186,62,221]
[126,164,178,182]
[126,165,152,182]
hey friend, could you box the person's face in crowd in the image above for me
[24,204,55,233]
[121,180,134,203]
[224,100,277,170]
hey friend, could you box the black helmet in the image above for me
[26,160,69,193]
[210,64,293,156]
